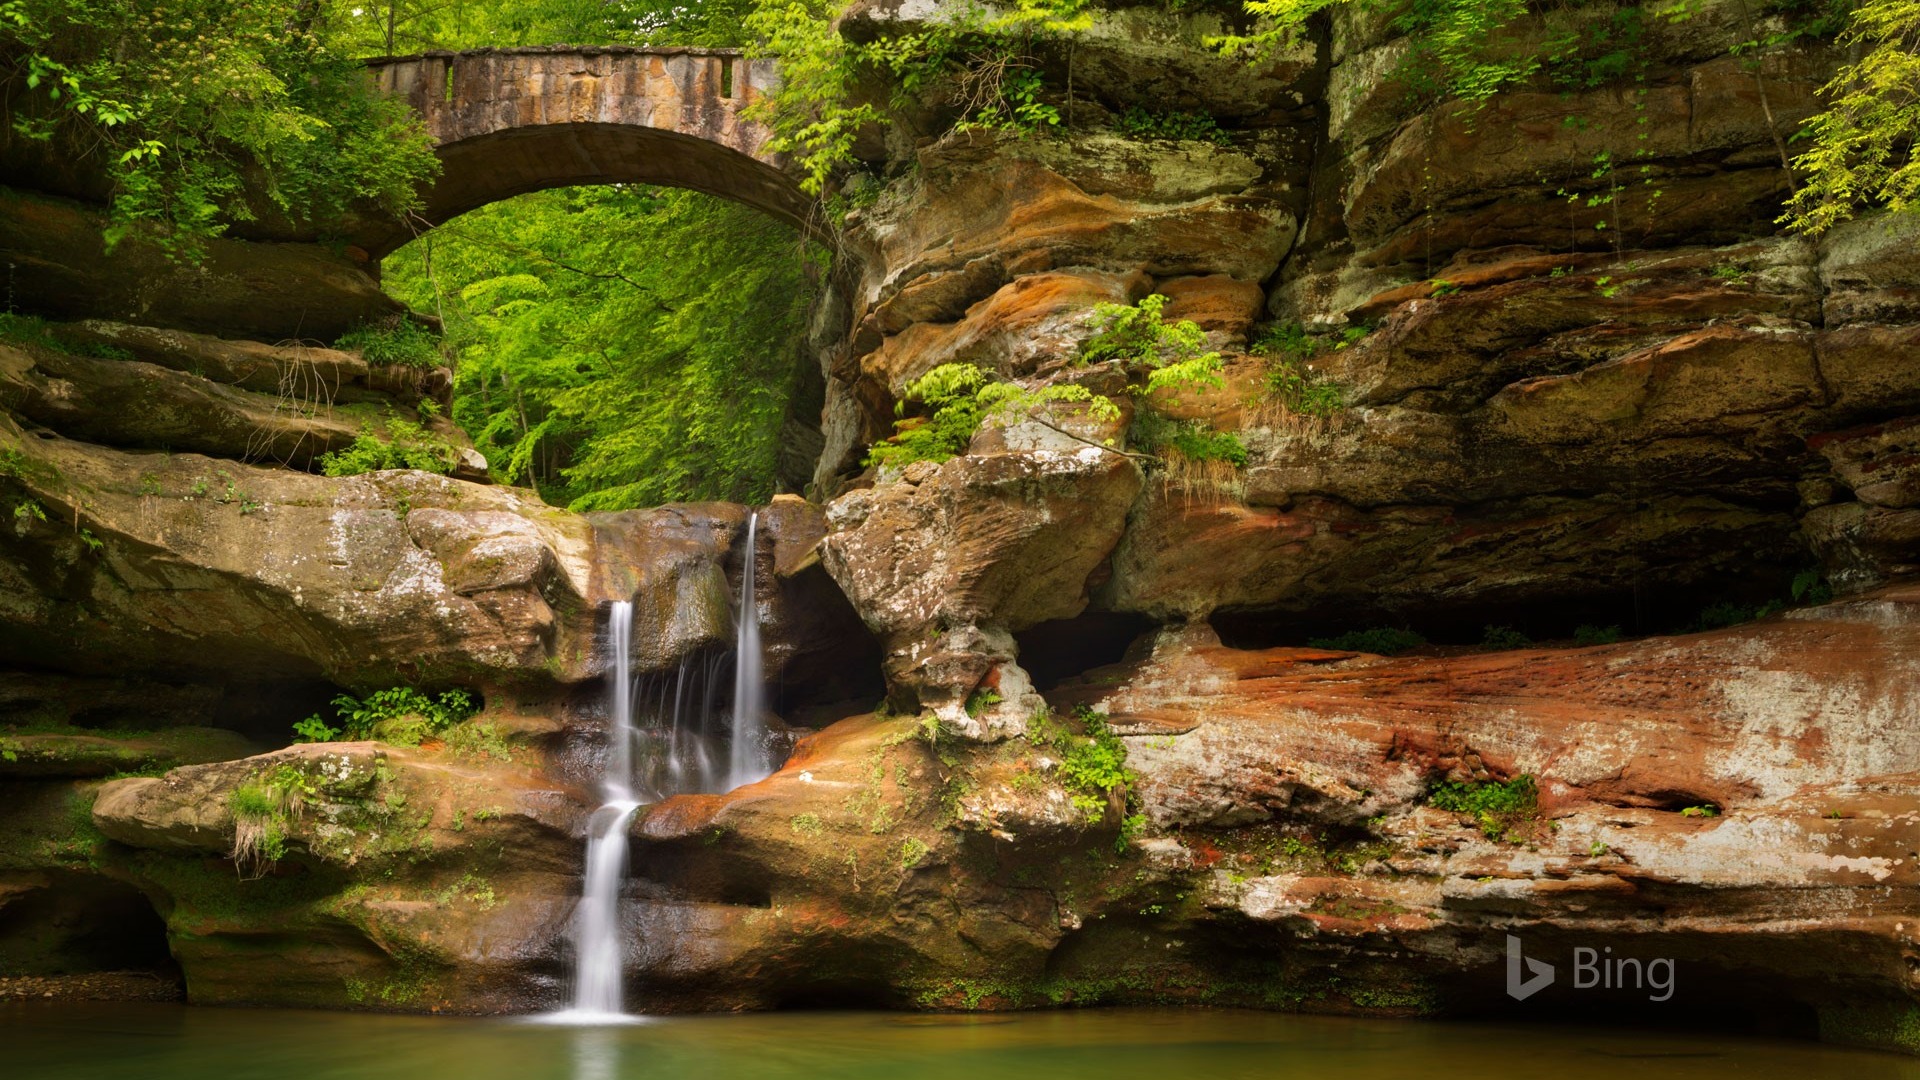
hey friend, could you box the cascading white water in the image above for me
[549,600,641,1024]
[545,519,776,1022]
[728,512,771,789]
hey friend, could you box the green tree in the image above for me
[1784,0,1920,232]
[381,186,822,509]
[0,0,437,256]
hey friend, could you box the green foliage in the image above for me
[1572,623,1623,646]
[1130,411,1249,466]
[438,718,513,762]
[1792,567,1834,604]
[1428,774,1539,841]
[0,0,437,259]
[1308,627,1427,655]
[964,688,1003,718]
[1081,296,1223,397]
[1025,705,1138,828]
[1429,774,1536,815]
[1480,624,1532,648]
[1252,321,1358,418]
[1680,803,1719,817]
[317,419,458,477]
[1782,0,1919,232]
[290,715,340,743]
[865,362,1120,470]
[745,0,1085,195]
[1262,357,1347,418]
[898,836,929,869]
[294,687,478,745]
[227,763,315,876]
[381,186,818,509]
[1114,106,1230,144]
[1056,706,1136,824]
[0,313,133,358]
[334,320,442,369]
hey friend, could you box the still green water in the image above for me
[7,1003,1918,1080]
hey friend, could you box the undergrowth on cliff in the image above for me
[1252,321,1359,420]
[1427,774,1540,841]
[229,763,312,878]
[864,362,1121,469]
[0,314,133,360]
[334,320,443,369]
[745,0,1090,195]
[293,687,478,745]
[1027,705,1142,849]
[1216,0,1914,235]
[1114,106,1231,144]
[317,420,459,477]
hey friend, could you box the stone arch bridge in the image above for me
[359,47,809,258]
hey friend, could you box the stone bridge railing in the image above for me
[358,47,809,257]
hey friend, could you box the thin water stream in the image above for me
[555,515,775,1021]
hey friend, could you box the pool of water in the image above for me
[7,1003,1917,1080]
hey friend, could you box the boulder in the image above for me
[822,446,1141,733]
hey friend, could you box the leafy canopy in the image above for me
[0,0,438,257]
[381,186,822,509]
[1783,0,1920,232]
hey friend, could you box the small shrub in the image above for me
[1131,410,1248,467]
[899,836,929,869]
[1308,627,1427,655]
[1480,625,1532,649]
[1081,296,1225,403]
[335,320,442,368]
[1791,568,1833,605]
[865,363,1120,471]
[1679,804,1719,818]
[319,420,459,477]
[964,689,1002,719]
[1428,774,1539,842]
[291,715,341,743]
[1572,624,1622,646]
[294,687,479,745]
[1252,322,1358,420]
[1113,106,1230,145]
[1057,706,1135,824]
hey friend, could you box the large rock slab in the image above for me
[0,188,401,342]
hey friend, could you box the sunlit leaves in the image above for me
[1784,0,1920,232]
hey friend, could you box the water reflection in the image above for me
[570,1026,621,1080]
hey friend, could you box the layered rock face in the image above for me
[610,591,1879,1046]
[812,0,1920,704]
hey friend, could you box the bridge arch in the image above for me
[358,47,813,259]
